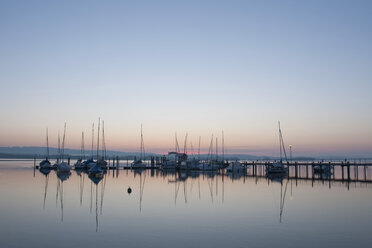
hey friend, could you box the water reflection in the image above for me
[25,162,372,248]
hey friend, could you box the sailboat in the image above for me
[39,128,52,169]
[266,121,288,175]
[131,124,147,169]
[56,123,71,172]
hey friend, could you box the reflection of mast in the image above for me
[79,174,85,206]
[95,183,98,232]
[90,181,92,213]
[100,174,107,214]
[279,179,290,223]
[59,180,64,222]
[139,172,146,212]
[43,173,49,209]
[183,181,187,204]
[207,176,214,203]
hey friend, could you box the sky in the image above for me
[0,0,371,157]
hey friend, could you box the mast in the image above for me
[215,137,218,161]
[183,133,188,154]
[222,131,224,162]
[61,123,66,162]
[58,131,60,162]
[46,128,49,159]
[82,132,85,160]
[175,132,180,153]
[97,118,100,161]
[91,123,94,159]
[198,136,201,161]
[102,120,106,160]
[140,124,145,160]
[81,132,84,160]
[278,121,288,163]
[278,121,282,162]
[207,134,213,161]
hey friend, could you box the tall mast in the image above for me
[46,128,49,159]
[82,132,85,160]
[198,136,201,161]
[61,123,66,162]
[215,137,218,161]
[222,131,224,162]
[207,134,213,161]
[102,120,106,160]
[175,132,180,153]
[91,123,94,159]
[183,133,188,154]
[278,121,282,162]
[58,131,60,159]
[97,118,100,160]
[140,124,145,160]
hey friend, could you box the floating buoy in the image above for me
[127,187,132,194]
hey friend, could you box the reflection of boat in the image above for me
[89,163,104,180]
[226,161,246,173]
[266,122,288,175]
[87,172,106,232]
[314,164,333,174]
[57,171,72,181]
[40,128,52,169]
[132,125,147,169]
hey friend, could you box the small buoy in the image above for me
[127,187,132,194]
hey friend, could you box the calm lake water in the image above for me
[0,159,371,248]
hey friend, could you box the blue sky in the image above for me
[0,0,371,157]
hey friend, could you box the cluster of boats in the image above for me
[39,121,106,179]
[38,121,333,178]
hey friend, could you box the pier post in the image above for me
[68,157,70,165]
[341,162,344,181]
[347,161,350,181]
[295,162,298,179]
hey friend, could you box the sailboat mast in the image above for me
[61,123,66,162]
[82,132,85,160]
[102,120,106,160]
[140,124,145,160]
[207,135,213,161]
[58,131,60,161]
[215,137,218,161]
[46,128,49,159]
[278,121,282,162]
[175,132,180,153]
[91,123,94,159]
[97,118,100,161]
[183,133,188,154]
[198,136,201,161]
[222,131,225,162]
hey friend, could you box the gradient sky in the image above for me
[0,0,371,157]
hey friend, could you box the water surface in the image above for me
[0,160,371,248]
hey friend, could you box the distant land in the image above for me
[1,146,366,161]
